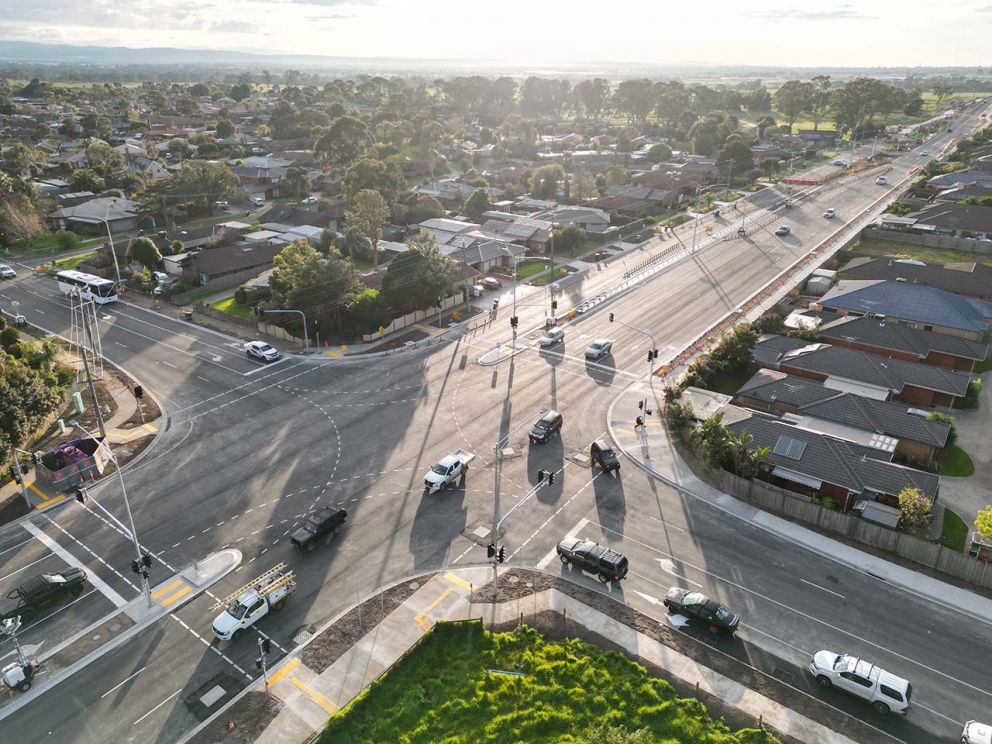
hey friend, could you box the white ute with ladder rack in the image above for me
[210,563,296,641]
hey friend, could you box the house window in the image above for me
[924,325,933,331]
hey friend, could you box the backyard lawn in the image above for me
[210,296,254,320]
[515,259,550,280]
[939,508,969,552]
[321,620,778,744]
[847,237,992,268]
[52,251,98,271]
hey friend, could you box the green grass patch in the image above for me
[941,445,976,477]
[4,233,103,256]
[848,237,992,268]
[321,620,778,744]
[209,296,254,319]
[515,259,550,280]
[350,257,374,272]
[939,508,969,552]
[702,369,754,396]
[52,251,98,271]
[975,357,992,374]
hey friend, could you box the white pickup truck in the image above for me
[210,564,295,641]
[423,450,474,493]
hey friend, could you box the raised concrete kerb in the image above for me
[477,339,527,366]
[0,548,241,722]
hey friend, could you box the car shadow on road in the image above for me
[585,355,616,386]
[527,437,564,504]
[593,469,625,536]
[409,483,467,572]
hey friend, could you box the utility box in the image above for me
[34,437,108,491]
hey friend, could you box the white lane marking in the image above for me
[100,665,147,698]
[658,558,702,588]
[114,341,128,348]
[197,376,210,382]
[801,578,846,599]
[133,688,182,725]
[34,308,45,314]
[0,537,34,557]
[589,519,992,700]
[536,517,589,570]
[0,588,98,647]
[242,357,289,376]
[646,514,686,531]
[22,521,128,608]
[912,700,963,725]
[162,361,178,369]
[0,553,54,582]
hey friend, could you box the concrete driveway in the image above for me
[935,371,990,530]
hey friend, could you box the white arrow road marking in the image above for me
[666,613,691,628]
[631,589,665,606]
[658,558,701,587]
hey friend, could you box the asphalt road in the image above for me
[0,102,989,743]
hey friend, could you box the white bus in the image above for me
[55,270,118,305]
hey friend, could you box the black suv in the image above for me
[556,537,628,583]
[529,410,563,444]
[291,508,347,551]
[590,439,620,474]
[0,568,88,621]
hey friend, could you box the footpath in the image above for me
[184,566,859,744]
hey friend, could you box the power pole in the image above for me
[75,290,107,439]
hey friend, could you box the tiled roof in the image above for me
[839,256,992,299]
[754,335,973,397]
[819,316,989,361]
[726,413,940,499]
[818,280,992,333]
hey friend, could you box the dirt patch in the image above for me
[301,578,425,673]
[186,691,282,744]
[476,568,892,744]
[351,328,431,355]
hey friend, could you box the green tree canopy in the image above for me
[773,80,815,132]
[647,143,673,163]
[131,236,163,271]
[343,157,405,208]
[463,188,491,220]
[269,239,360,326]
[381,230,454,315]
[315,116,373,170]
[530,164,564,200]
[345,189,390,269]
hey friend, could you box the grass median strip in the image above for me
[320,620,779,744]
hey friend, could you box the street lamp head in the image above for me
[67,419,79,427]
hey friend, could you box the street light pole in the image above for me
[76,289,108,439]
[100,203,124,289]
[490,416,539,598]
[609,313,658,396]
[263,309,309,352]
[69,419,151,607]
[10,449,32,510]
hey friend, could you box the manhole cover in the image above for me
[772,667,794,684]
[92,634,101,641]
[294,630,313,645]
[507,576,519,584]
[110,623,121,632]
[200,684,226,707]
[409,582,420,591]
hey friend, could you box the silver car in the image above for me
[0,264,16,279]
[584,339,613,360]
[539,328,565,347]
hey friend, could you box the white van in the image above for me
[251,197,265,207]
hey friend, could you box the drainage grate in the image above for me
[772,667,795,685]
[293,630,313,646]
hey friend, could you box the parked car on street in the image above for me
[823,208,836,219]
[663,587,739,635]
[556,538,628,583]
[0,569,88,622]
[876,175,888,185]
[590,439,620,474]
[290,508,347,551]
[245,340,281,363]
[301,196,320,205]
[774,225,791,236]
[251,197,265,207]
[480,277,502,290]
[529,410,563,444]
[214,200,229,209]
[584,339,613,360]
[539,328,565,347]
[808,651,911,714]
[0,265,16,279]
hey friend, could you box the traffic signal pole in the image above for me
[490,469,555,597]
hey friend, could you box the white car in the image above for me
[0,265,15,279]
[921,150,930,156]
[831,159,849,167]
[251,197,265,207]
[214,200,229,209]
[809,651,911,714]
[584,339,613,360]
[539,328,565,347]
[823,208,836,219]
[244,340,281,362]
[423,453,469,492]
[963,721,992,744]
[875,175,888,185]
[301,196,320,205]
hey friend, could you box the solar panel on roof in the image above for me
[773,435,807,460]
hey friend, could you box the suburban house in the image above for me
[812,279,992,341]
[734,369,951,464]
[925,165,992,190]
[413,180,504,207]
[478,215,553,252]
[255,205,333,229]
[753,334,974,408]
[193,242,284,286]
[722,407,940,510]
[818,316,988,372]
[797,130,840,149]
[908,202,992,239]
[49,196,142,233]
[934,183,992,203]
[532,206,612,235]
[839,256,992,301]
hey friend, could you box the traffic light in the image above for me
[497,546,506,563]
[131,559,141,575]
[30,452,39,466]
[262,637,272,654]
[133,385,144,400]
[638,400,644,410]
[547,471,555,486]
[510,315,518,328]
[74,488,86,504]
[436,296,443,309]
[652,349,659,360]
[551,300,557,310]
[608,313,614,322]
[487,544,496,559]
[647,350,654,364]
[537,468,547,484]
[255,658,263,670]
[142,552,152,568]
[254,306,262,318]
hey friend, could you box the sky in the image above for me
[0,0,990,67]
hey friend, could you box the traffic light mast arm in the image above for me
[608,313,658,380]
[494,468,559,539]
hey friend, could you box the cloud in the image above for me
[977,3,992,10]
[755,4,876,20]
[207,20,259,33]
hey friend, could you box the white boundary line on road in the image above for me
[100,665,147,698]
[535,517,589,570]
[22,521,128,608]
[133,688,183,726]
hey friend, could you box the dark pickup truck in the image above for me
[290,508,347,551]
[0,568,88,622]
